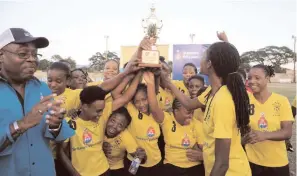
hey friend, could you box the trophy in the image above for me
[139,23,162,68]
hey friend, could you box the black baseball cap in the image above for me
[0,28,49,49]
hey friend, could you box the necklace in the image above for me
[204,86,223,121]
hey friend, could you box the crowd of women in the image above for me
[47,33,296,176]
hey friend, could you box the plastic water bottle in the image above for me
[128,158,141,175]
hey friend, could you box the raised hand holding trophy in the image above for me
[139,23,162,68]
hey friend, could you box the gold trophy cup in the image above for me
[139,23,162,68]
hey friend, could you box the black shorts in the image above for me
[110,168,129,176]
[163,163,205,176]
[124,157,163,176]
[250,162,290,176]
[55,159,110,176]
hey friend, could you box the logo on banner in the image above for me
[181,134,190,147]
[175,50,182,60]
[147,126,155,138]
[258,113,268,129]
[83,129,92,145]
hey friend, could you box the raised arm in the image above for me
[143,72,164,123]
[217,31,229,42]
[112,71,143,111]
[161,71,203,110]
[111,74,135,99]
[57,141,81,176]
[99,57,140,92]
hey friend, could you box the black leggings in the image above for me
[124,157,163,176]
[250,162,290,176]
[163,163,205,176]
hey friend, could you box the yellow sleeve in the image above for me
[292,97,296,108]
[64,138,70,143]
[87,81,102,87]
[73,89,82,109]
[122,130,138,154]
[213,98,235,139]
[160,112,172,126]
[197,86,211,105]
[280,97,295,121]
[103,102,113,122]
[193,119,204,144]
[126,102,139,119]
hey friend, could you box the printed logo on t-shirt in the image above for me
[147,126,155,138]
[181,134,190,147]
[83,129,92,145]
[258,113,268,129]
[165,97,171,105]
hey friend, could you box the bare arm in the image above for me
[167,81,203,110]
[57,142,81,176]
[266,121,293,141]
[210,139,230,176]
[144,72,164,124]
[112,71,143,111]
[99,56,140,92]
[111,74,135,99]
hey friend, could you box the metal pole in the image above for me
[293,35,296,83]
[104,35,109,59]
[189,33,195,44]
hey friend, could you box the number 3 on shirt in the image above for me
[249,104,255,115]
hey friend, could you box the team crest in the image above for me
[258,113,268,129]
[147,126,155,138]
[181,134,190,147]
[165,97,171,105]
[82,129,92,145]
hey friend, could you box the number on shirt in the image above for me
[171,121,176,132]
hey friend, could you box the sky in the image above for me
[0,0,296,65]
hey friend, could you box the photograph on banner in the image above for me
[172,44,210,85]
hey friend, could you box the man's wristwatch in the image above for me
[13,121,23,135]
[48,123,62,132]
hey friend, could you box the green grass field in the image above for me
[268,83,296,176]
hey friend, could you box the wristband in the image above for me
[13,121,22,134]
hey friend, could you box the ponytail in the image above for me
[226,72,250,136]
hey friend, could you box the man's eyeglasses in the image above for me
[1,49,42,60]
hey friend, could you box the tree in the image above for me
[240,51,264,65]
[38,59,52,71]
[51,55,63,61]
[51,55,76,69]
[257,46,294,73]
[89,51,119,72]
[240,46,294,73]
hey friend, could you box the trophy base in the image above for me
[138,63,162,68]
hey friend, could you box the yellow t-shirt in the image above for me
[203,86,251,176]
[157,87,174,112]
[161,112,203,168]
[197,86,211,106]
[193,108,204,122]
[292,96,296,108]
[126,103,161,167]
[57,88,82,112]
[51,88,82,159]
[104,130,138,170]
[69,102,112,176]
[245,93,294,167]
[87,81,112,103]
[172,80,189,95]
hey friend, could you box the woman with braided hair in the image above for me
[161,41,251,175]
